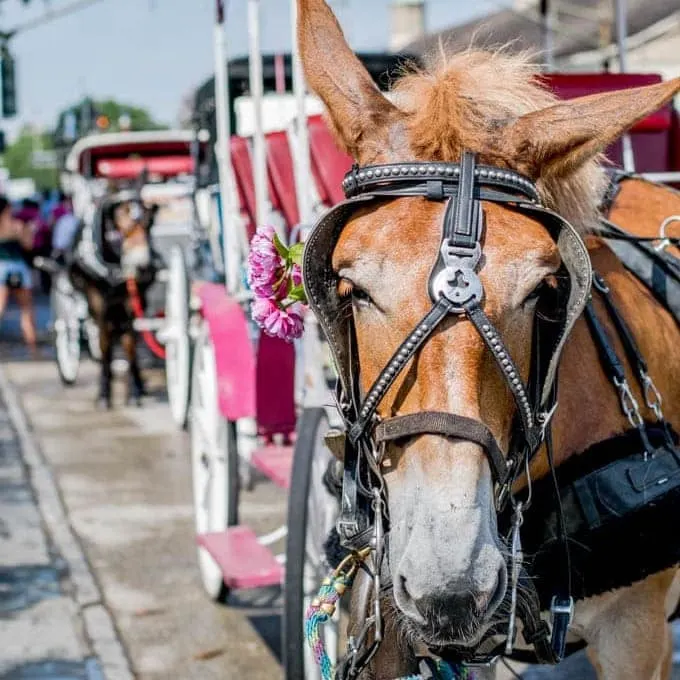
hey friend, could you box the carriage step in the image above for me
[197,526,283,589]
[251,445,293,489]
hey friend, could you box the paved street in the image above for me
[0,296,679,680]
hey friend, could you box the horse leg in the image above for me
[121,331,145,406]
[576,568,677,680]
[98,324,113,409]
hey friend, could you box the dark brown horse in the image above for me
[296,0,680,677]
[70,193,158,408]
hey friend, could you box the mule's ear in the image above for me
[297,0,398,162]
[502,77,680,178]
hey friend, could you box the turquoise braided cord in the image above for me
[304,572,352,680]
[304,566,475,680]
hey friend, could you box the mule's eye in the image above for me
[522,281,546,306]
[522,274,558,308]
[351,287,373,307]
[338,277,373,307]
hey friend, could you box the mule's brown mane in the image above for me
[386,48,607,234]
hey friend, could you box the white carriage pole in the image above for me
[614,0,635,172]
[291,0,314,226]
[290,0,326,411]
[213,0,241,294]
[247,0,273,232]
[541,0,555,72]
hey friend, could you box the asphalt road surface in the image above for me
[0,294,678,680]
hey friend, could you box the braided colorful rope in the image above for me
[304,550,475,680]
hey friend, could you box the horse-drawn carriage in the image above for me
[158,1,420,677]
[48,131,198,398]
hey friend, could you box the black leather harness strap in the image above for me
[592,272,649,388]
[375,412,510,486]
[448,152,482,247]
[347,296,455,446]
[583,301,627,385]
[465,300,536,442]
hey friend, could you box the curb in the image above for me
[0,366,135,680]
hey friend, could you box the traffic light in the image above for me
[1,47,17,118]
[80,99,95,134]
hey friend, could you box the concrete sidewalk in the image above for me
[0,390,96,678]
[0,375,129,680]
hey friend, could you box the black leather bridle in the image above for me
[302,150,592,673]
[343,153,546,503]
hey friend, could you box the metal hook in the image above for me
[654,215,680,252]
[506,501,524,655]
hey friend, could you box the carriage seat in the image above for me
[265,130,299,231]
[230,136,257,241]
[308,114,353,206]
[544,73,674,173]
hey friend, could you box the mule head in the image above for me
[298,0,680,648]
[113,200,151,275]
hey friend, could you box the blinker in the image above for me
[324,429,347,460]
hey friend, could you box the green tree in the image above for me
[53,97,167,145]
[2,125,57,190]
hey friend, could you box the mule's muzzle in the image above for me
[394,564,507,646]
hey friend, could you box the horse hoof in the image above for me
[96,397,113,410]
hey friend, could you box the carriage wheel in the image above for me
[284,407,342,679]
[165,245,192,429]
[190,322,239,602]
[51,272,81,386]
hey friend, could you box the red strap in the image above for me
[126,277,166,359]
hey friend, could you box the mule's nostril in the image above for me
[487,564,508,613]
[397,575,411,602]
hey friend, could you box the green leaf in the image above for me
[273,232,289,259]
[288,242,305,266]
[287,284,308,303]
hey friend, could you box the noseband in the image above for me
[302,150,592,673]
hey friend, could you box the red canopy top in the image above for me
[95,155,194,179]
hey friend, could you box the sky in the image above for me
[0,0,508,140]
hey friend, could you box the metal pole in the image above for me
[291,0,314,225]
[614,0,635,171]
[247,0,269,228]
[213,0,241,293]
[541,0,555,72]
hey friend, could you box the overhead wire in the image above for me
[4,0,106,38]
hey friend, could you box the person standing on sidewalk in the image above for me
[0,195,36,350]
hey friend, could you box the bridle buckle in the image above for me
[430,241,483,311]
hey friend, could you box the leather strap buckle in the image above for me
[550,596,574,661]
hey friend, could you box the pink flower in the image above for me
[248,226,284,297]
[251,297,279,328]
[250,225,278,265]
[253,299,305,342]
[291,263,302,287]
